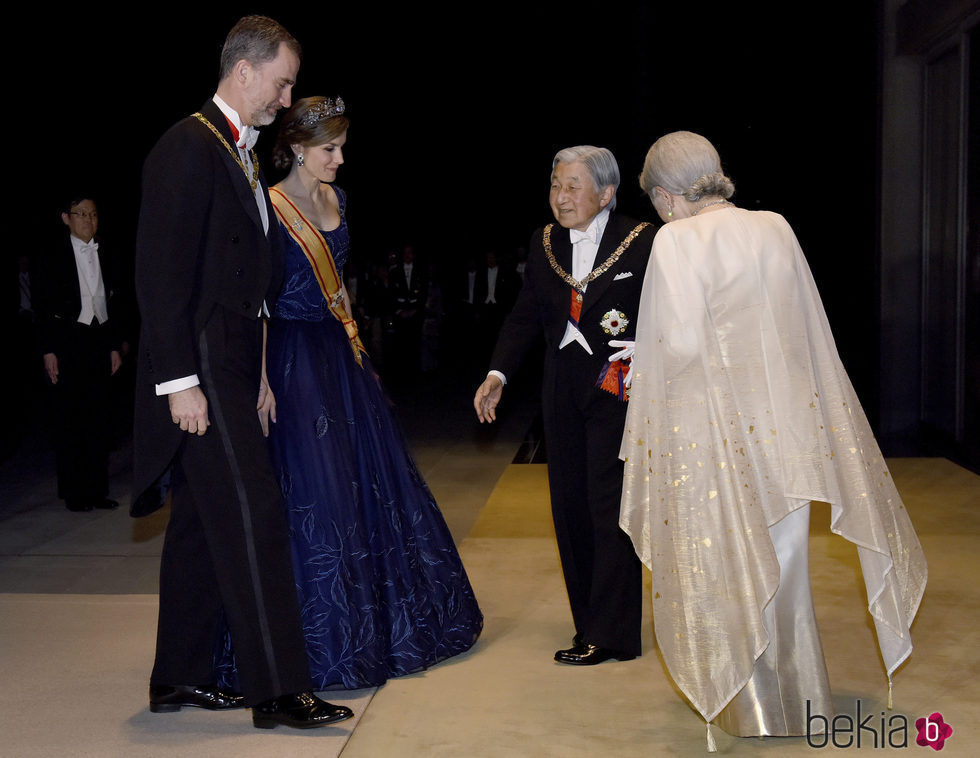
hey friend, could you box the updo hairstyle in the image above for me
[273,96,350,171]
[639,131,734,203]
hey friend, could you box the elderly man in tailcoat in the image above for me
[474,146,654,665]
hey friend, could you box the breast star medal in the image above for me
[600,309,629,336]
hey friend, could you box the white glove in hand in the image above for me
[607,339,635,363]
[608,339,636,389]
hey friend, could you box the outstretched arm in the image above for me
[473,373,504,424]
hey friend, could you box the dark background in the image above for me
[16,3,881,403]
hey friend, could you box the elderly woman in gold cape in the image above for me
[619,131,927,749]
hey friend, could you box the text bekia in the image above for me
[806,700,909,749]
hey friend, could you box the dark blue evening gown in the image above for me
[216,187,482,690]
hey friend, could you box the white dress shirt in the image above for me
[70,235,108,325]
[466,270,476,304]
[557,207,609,354]
[484,266,498,304]
[212,94,269,234]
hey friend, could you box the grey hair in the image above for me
[639,131,734,202]
[552,145,620,211]
[219,15,301,81]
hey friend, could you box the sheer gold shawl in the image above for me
[620,207,927,726]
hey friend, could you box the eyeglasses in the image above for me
[70,211,98,220]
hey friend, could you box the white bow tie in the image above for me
[78,240,99,256]
[569,227,597,245]
[237,125,259,151]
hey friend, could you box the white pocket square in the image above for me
[613,271,633,280]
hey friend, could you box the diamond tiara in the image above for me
[299,97,346,127]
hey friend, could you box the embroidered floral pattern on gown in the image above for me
[216,187,482,689]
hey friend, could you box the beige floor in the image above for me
[0,391,977,756]
[344,457,980,757]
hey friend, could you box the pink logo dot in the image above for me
[916,713,953,751]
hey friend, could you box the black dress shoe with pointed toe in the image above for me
[554,642,636,665]
[252,691,354,729]
[149,684,245,712]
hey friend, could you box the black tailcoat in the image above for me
[490,211,655,654]
[33,235,124,501]
[133,99,311,704]
[387,261,428,373]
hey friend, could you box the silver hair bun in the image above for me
[685,172,735,202]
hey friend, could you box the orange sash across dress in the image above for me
[269,187,366,366]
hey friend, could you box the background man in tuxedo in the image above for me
[474,146,654,665]
[471,247,519,370]
[387,243,427,379]
[132,15,351,729]
[33,195,123,512]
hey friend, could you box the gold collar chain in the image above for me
[543,221,650,293]
[192,112,260,191]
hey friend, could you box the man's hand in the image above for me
[257,376,277,437]
[110,350,123,376]
[608,339,635,389]
[169,386,210,436]
[43,353,59,385]
[474,374,503,424]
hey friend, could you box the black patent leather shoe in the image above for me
[65,499,93,512]
[252,691,353,729]
[554,642,636,665]
[149,684,245,712]
[94,498,119,510]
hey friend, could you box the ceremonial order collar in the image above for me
[543,221,649,294]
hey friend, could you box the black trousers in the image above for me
[541,346,643,655]
[50,320,111,502]
[150,308,311,705]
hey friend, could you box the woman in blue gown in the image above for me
[218,96,482,691]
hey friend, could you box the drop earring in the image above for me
[297,154,305,167]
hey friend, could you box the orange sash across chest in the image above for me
[269,187,366,366]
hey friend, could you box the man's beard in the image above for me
[250,105,278,127]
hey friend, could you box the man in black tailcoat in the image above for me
[33,195,124,511]
[387,243,427,377]
[471,246,520,369]
[132,15,351,729]
[474,146,654,665]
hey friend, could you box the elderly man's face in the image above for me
[549,160,612,231]
[241,42,300,127]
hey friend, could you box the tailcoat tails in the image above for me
[134,99,312,704]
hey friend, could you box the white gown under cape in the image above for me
[619,207,927,731]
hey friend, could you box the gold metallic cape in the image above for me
[269,187,365,366]
[619,207,927,725]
